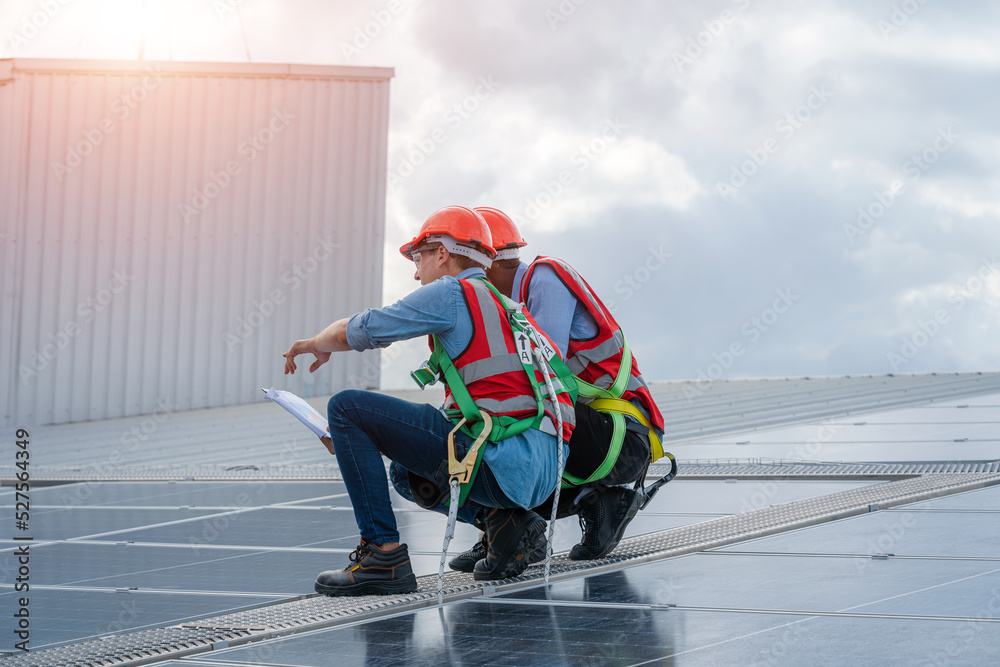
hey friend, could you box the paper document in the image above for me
[263,387,330,438]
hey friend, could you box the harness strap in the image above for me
[413,277,578,507]
[588,396,667,462]
[575,333,633,400]
[560,410,626,488]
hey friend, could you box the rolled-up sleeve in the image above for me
[345,310,381,351]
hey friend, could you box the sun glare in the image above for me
[78,0,244,60]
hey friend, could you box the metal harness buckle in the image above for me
[447,411,493,485]
[410,361,440,389]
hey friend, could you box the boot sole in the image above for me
[569,490,643,560]
[314,574,418,597]
[473,514,546,581]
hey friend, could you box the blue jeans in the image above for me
[328,389,515,544]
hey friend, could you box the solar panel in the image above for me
[5,377,1000,666]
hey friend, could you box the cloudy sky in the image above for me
[5,0,999,389]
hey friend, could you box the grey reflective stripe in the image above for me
[458,353,526,384]
[538,419,557,436]
[566,355,587,376]
[538,377,568,396]
[445,398,575,436]
[539,402,577,436]
[472,395,540,414]
[631,372,652,394]
[469,280,508,358]
[588,372,614,391]
[584,371,644,394]
[552,401,576,425]
[569,329,624,372]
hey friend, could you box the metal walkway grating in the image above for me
[7,471,1000,667]
[7,459,998,487]
[649,459,1000,478]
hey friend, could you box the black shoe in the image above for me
[472,508,547,580]
[451,529,547,573]
[569,487,641,560]
[449,533,487,573]
[314,540,418,596]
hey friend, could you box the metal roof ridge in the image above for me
[0,57,394,79]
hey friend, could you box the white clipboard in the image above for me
[262,387,330,438]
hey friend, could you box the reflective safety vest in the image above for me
[411,276,578,504]
[521,257,670,478]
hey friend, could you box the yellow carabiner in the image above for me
[447,411,493,485]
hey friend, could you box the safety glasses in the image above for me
[410,246,437,266]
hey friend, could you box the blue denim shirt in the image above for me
[345,268,565,509]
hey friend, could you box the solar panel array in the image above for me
[2,372,999,665]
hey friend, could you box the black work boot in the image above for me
[314,540,418,596]
[449,533,487,573]
[473,508,547,580]
[569,487,642,560]
[450,529,547,573]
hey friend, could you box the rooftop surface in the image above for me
[2,372,1000,665]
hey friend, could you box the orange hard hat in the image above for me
[475,207,525,260]
[398,205,497,265]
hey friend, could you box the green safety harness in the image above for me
[413,277,580,601]
[410,277,579,507]
[561,334,678,489]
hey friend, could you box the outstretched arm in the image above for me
[283,318,353,375]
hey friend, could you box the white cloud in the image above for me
[8,0,1000,385]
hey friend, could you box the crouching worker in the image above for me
[282,206,576,597]
[467,207,669,563]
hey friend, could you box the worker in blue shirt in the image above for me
[283,206,572,596]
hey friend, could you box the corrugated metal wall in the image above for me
[0,59,392,427]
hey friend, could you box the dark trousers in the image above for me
[533,401,651,519]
